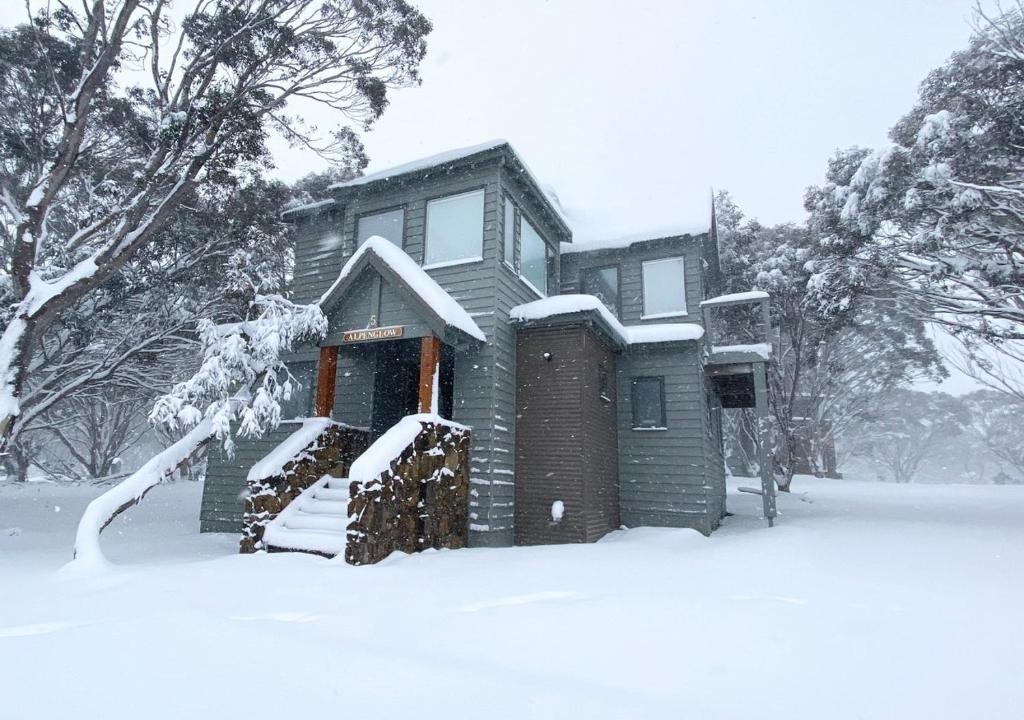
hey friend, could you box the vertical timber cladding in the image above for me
[514,325,620,545]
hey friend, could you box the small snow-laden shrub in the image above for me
[150,295,327,456]
[73,295,326,568]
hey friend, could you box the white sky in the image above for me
[1,0,989,392]
[268,0,979,237]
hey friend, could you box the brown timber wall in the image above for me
[514,325,619,545]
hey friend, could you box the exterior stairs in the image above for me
[261,475,351,556]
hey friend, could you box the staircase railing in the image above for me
[345,414,471,566]
[240,420,370,553]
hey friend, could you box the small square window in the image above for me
[631,377,666,429]
[425,189,485,267]
[642,256,687,318]
[357,207,404,247]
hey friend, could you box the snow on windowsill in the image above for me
[641,310,688,321]
[319,237,486,342]
[421,256,484,272]
[700,290,769,307]
[632,426,668,432]
[510,294,704,346]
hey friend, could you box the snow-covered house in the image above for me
[201,141,775,553]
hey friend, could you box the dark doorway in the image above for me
[371,339,421,438]
[370,338,456,438]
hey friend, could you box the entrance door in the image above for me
[370,339,421,438]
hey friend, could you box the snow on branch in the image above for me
[70,294,326,569]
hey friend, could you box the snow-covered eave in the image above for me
[281,198,336,220]
[509,294,704,348]
[318,237,486,343]
[561,226,710,256]
[328,141,572,238]
[700,290,770,308]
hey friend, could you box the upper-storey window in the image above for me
[357,207,404,247]
[642,256,687,318]
[424,188,485,268]
[521,216,549,296]
[503,196,516,269]
[581,266,619,317]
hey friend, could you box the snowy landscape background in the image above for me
[2,0,1024,717]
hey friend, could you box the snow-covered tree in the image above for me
[716,192,944,488]
[74,292,326,566]
[804,3,1024,399]
[851,390,970,483]
[964,390,1024,478]
[0,0,430,461]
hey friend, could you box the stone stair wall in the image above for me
[240,424,370,554]
[346,420,471,566]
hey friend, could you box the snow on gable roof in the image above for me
[319,236,486,342]
[509,294,703,346]
[328,140,572,232]
[561,223,710,255]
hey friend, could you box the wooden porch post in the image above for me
[314,345,339,417]
[418,335,441,414]
[753,363,777,526]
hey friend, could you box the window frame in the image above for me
[631,376,667,430]
[503,195,518,272]
[423,187,486,270]
[519,211,551,298]
[580,263,622,318]
[640,256,688,319]
[280,360,317,419]
[355,205,406,249]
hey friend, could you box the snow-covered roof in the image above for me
[319,237,486,342]
[247,418,337,482]
[562,223,710,255]
[281,198,336,218]
[509,294,704,346]
[328,140,571,231]
[700,290,769,308]
[329,141,506,191]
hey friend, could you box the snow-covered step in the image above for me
[311,486,349,502]
[294,498,348,515]
[325,477,352,491]
[261,475,351,556]
[261,525,347,556]
[283,511,347,533]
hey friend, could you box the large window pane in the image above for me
[425,189,484,266]
[357,208,404,247]
[503,196,516,268]
[642,256,687,317]
[631,377,665,429]
[521,217,547,295]
[581,266,619,317]
[280,361,316,419]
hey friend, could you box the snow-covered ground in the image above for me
[1,476,1022,719]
